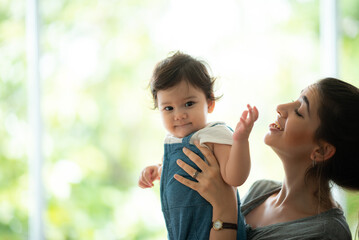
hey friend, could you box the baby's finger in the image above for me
[252,106,259,121]
[248,105,258,121]
[138,178,152,188]
[142,171,153,186]
[138,182,150,188]
[235,118,243,130]
[241,110,249,121]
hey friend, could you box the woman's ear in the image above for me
[207,100,215,113]
[311,141,336,162]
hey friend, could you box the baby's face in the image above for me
[157,80,213,138]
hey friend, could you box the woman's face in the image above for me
[264,85,321,159]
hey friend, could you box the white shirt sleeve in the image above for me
[190,122,233,148]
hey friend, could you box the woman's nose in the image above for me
[276,103,288,118]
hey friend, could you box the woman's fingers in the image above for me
[174,174,198,191]
[193,142,220,168]
[176,159,201,180]
[175,160,200,191]
[182,146,208,170]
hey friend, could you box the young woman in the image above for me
[175,78,359,239]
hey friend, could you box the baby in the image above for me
[138,52,258,240]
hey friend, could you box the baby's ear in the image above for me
[208,100,215,113]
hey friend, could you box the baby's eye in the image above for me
[185,101,195,107]
[164,106,173,111]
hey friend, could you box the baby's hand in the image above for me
[138,164,161,188]
[233,104,259,141]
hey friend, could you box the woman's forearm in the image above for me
[210,198,238,240]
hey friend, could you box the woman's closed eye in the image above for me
[291,100,304,118]
[295,109,303,118]
[185,101,195,107]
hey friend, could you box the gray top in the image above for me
[241,180,352,240]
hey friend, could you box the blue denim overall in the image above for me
[160,127,246,240]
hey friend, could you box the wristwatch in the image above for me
[212,219,237,231]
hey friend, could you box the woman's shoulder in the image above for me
[241,181,352,239]
[250,179,281,190]
[245,208,351,240]
[242,179,281,203]
[320,208,352,239]
[240,180,281,215]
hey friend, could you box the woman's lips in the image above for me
[269,121,284,131]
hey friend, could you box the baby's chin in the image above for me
[174,131,193,138]
[173,124,196,138]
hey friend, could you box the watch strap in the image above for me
[222,222,237,229]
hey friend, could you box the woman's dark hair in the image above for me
[306,78,359,208]
[149,51,219,108]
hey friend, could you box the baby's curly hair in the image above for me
[149,51,219,109]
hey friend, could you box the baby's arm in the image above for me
[138,158,163,188]
[214,105,258,187]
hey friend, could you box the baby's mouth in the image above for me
[175,123,191,128]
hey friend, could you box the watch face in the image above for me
[213,220,222,230]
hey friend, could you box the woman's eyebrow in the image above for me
[302,95,310,116]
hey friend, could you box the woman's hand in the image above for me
[174,142,236,208]
[174,142,238,240]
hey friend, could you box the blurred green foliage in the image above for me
[0,0,358,239]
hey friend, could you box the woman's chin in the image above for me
[263,132,272,146]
